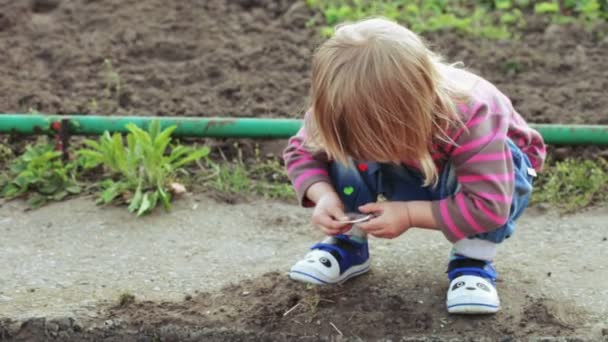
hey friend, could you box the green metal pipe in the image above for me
[1,114,608,145]
[530,124,608,146]
[0,114,302,139]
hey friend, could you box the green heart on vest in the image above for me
[343,186,354,196]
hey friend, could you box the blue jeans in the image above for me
[329,139,534,243]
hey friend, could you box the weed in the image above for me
[0,143,82,208]
[78,121,210,215]
[204,144,294,201]
[306,0,607,39]
[0,143,13,166]
[117,292,135,307]
[300,284,322,322]
[103,58,121,100]
[533,158,608,213]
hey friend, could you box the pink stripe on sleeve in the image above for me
[453,132,506,156]
[456,193,486,233]
[294,169,329,189]
[458,173,514,183]
[465,115,486,129]
[476,192,513,203]
[440,200,465,240]
[286,156,315,173]
[467,152,508,162]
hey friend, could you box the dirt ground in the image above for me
[1,0,608,341]
[1,0,607,125]
[0,196,607,341]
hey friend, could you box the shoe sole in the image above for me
[447,303,500,314]
[289,259,371,285]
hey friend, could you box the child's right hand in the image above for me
[312,192,350,236]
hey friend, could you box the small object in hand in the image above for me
[338,213,376,224]
[343,186,355,195]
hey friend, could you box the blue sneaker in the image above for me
[289,234,370,285]
[446,256,500,314]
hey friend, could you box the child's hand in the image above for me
[312,192,351,236]
[357,201,411,239]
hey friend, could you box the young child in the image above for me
[283,18,546,314]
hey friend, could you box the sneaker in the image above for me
[289,234,370,285]
[446,256,500,314]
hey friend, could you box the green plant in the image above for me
[117,292,135,307]
[0,143,81,208]
[0,143,13,166]
[533,158,608,213]
[205,145,294,201]
[306,0,607,39]
[103,58,121,99]
[78,121,210,215]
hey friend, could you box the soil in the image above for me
[1,0,608,341]
[0,196,607,341]
[0,0,607,125]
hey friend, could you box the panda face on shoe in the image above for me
[307,256,332,268]
[451,280,491,292]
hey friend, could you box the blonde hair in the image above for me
[306,18,468,186]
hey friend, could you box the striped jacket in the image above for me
[283,68,546,242]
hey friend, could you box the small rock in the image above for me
[537,203,551,212]
[603,237,607,242]
[122,28,138,44]
[7,321,22,336]
[153,286,160,291]
[72,321,83,332]
[51,317,73,331]
[31,0,61,13]
[184,294,192,301]
[169,182,187,196]
[417,300,424,304]
[547,272,552,277]
[553,147,572,161]
[602,328,608,336]
[24,318,45,332]
[46,322,59,333]
[242,291,250,296]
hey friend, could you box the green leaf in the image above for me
[2,184,22,198]
[53,190,68,200]
[128,185,143,212]
[27,193,47,208]
[100,183,121,204]
[158,187,171,210]
[534,1,560,13]
[149,190,159,210]
[148,120,161,141]
[154,125,177,153]
[137,192,152,216]
[172,147,210,169]
[66,185,82,194]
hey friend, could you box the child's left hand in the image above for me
[357,201,411,239]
